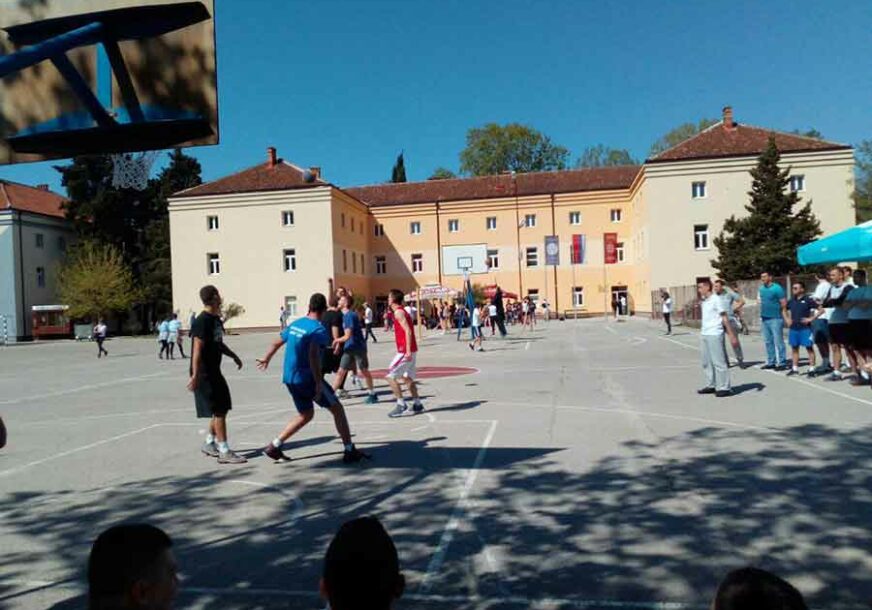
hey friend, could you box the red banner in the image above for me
[604,232,618,264]
[571,234,586,264]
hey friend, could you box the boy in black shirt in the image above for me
[187,285,246,464]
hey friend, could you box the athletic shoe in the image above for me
[760,364,775,370]
[786,369,799,377]
[412,401,424,414]
[388,403,408,418]
[811,365,832,377]
[217,450,248,464]
[825,372,843,382]
[775,364,789,371]
[841,363,851,372]
[338,389,350,399]
[364,394,379,405]
[263,444,291,462]
[343,447,371,464]
[738,361,749,370]
[468,343,474,350]
[351,376,362,389]
[697,387,716,395]
[201,442,219,458]
[715,390,733,398]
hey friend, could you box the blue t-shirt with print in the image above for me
[342,310,366,351]
[281,317,329,385]
[759,283,786,319]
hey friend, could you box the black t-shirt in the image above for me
[190,312,224,379]
[320,309,343,372]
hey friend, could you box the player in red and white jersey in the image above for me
[386,289,423,417]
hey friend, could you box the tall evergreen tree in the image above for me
[711,137,822,280]
[853,140,872,223]
[391,152,407,183]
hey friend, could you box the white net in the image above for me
[110,150,161,190]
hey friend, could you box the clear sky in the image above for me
[2,0,871,193]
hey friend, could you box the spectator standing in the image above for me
[696,279,736,397]
[469,302,484,351]
[364,302,377,342]
[784,281,817,376]
[809,271,833,376]
[487,300,498,336]
[660,291,673,335]
[279,306,289,328]
[844,268,870,385]
[758,272,788,370]
[494,286,508,336]
[93,319,108,358]
[714,280,746,368]
[822,266,855,381]
[157,317,170,360]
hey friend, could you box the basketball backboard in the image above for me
[0,0,218,165]
[442,244,488,275]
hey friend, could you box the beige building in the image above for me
[169,107,855,329]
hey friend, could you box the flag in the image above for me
[604,232,618,264]
[571,234,586,264]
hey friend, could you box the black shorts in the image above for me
[849,319,872,351]
[194,374,232,418]
[829,323,851,347]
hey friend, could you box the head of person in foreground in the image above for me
[713,567,807,610]
[89,524,178,610]
[321,516,404,610]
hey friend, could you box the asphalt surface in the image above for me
[2,317,872,609]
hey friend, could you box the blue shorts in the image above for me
[471,326,481,339]
[285,380,339,414]
[788,328,814,348]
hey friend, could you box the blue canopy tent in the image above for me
[797,221,872,265]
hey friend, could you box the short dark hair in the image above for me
[389,289,404,305]
[328,296,340,308]
[88,524,172,609]
[698,279,713,290]
[713,568,807,610]
[323,517,402,610]
[853,268,867,282]
[199,285,219,305]
[792,281,804,289]
[172,313,178,319]
[309,293,328,313]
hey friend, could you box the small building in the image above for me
[0,181,74,341]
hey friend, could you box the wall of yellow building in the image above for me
[330,189,373,300]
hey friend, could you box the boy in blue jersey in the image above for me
[256,293,369,464]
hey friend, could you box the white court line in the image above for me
[525,341,531,350]
[590,364,697,372]
[420,419,498,592]
[0,425,159,478]
[0,372,169,406]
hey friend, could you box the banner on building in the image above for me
[604,232,618,264]
[544,235,560,266]
[571,234,586,264]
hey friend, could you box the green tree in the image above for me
[58,240,143,320]
[428,167,456,180]
[222,303,245,328]
[391,152,407,183]
[791,128,823,139]
[649,118,718,156]
[459,123,569,176]
[854,140,872,223]
[576,145,637,168]
[711,137,822,280]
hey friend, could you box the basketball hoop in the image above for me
[111,150,161,190]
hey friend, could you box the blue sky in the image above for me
[2,0,871,193]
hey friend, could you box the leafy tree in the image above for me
[222,303,245,327]
[58,240,143,320]
[791,128,823,139]
[459,123,569,176]
[391,152,407,183]
[712,137,822,280]
[649,118,718,156]
[853,140,872,224]
[576,145,637,168]
[428,167,456,180]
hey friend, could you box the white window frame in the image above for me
[411,253,423,273]
[284,296,298,317]
[616,242,625,263]
[486,216,497,230]
[207,253,220,275]
[694,224,710,251]
[610,209,622,223]
[410,221,421,235]
[524,214,537,228]
[691,181,707,199]
[487,248,499,270]
[374,223,385,237]
[207,215,219,231]
[283,248,296,272]
[789,174,805,192]
[282,210,295,227]
[525,246,538,267]
[569,211,581,225]
[375,255,386,275]
[448,219,459,233]
[573,286,584,307]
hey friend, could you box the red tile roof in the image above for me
[172,160,327,198]
[648,121,849,163]
[0,180,67,218]
[346,166,642,207]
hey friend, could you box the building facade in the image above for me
[0,181,74,341]
[168,108,855,329]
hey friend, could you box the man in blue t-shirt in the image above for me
[783,281,817,376]
[758,271,787,369]
[332,296,378,404]
[256,293,369,464]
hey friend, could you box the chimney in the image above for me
[722,106,734,130]
[36,184,49,191]
[309,166,321,180]
[267,146,277,168]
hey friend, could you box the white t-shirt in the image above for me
[471,307,481,327]
[364,307,373,324]
[700,294,727,336]
[94,324,107,338]
[812,280,832,321]
[662,298,672,314]
[488,304,497,317]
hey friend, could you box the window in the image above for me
[341,213,346,228]
[789,174,805,192]
[35,233,44,248]
[36,266,45,288]
[486,216,497,230]
[343,249,348,272]
[282,210,295,226]
[526,246,538,267]
[524,214,536,228]
[528,289,539,303]
[448,219,459,233]
[487,248,499,270]
[207,215,219,230]
[573,287,584,307]
[360,253,365,275]
[569,211,581,225]
[284,296,298,317]
[57,236,66,251]
[351,217,355,232]
[283,248,296,272]
[374,223,385,237]
[352,251,357,273]
[207,253,220,275]
[375,256,386,274]
[692,181,707,199]
[616,242,625,263]
[411,253,423,273]
[694,224,710,251]
[410,221,421,235]
[610,209,622,223]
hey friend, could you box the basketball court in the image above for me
[2,318,872,609]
